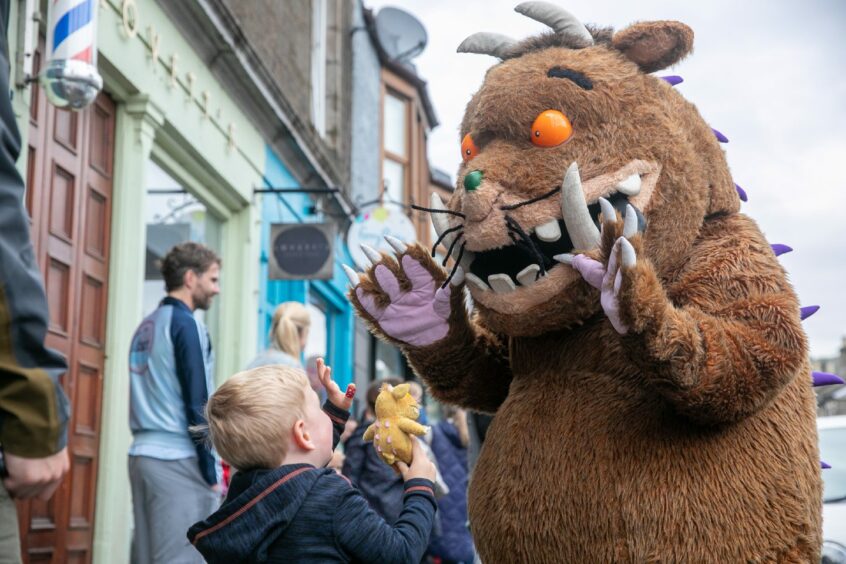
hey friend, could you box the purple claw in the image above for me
[822,461,832,469]
[813,371,845,387]
[771,244,793,257]
[735,183,748,202]
[661,75,683,86]
[712,128,729,143]
[800,305,819,320]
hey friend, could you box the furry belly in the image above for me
[467,372,822,563]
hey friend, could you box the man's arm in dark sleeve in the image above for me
[334,478,437,564]
[171,313,216,486]
[0,31,69,458]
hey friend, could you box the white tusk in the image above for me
[451,266,466,286]
[342,265,360,286]
[615,173,642,196]
[384,235,407,254]
[430,193,456,249]
[516,264,541,286]
[561,163,600,250]
[465,272,490,292]
[488,274,516,294]
[360,244,382,264]
[623,205,638,238]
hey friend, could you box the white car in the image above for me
[819,415,846,564]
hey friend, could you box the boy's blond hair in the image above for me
[205,365,310,470]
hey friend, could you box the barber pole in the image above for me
[40,0,103,110]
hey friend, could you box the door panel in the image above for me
[18,41,116,564]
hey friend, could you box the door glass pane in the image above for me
[383,93,407,157]
[143,161,222,341]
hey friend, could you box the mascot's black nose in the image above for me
[464,170,483,191]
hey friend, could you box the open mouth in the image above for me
[430,160,657,294]
[466,192,645,292]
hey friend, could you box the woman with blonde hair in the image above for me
[246,302,311,369]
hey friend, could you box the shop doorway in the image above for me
[17,48,116,563]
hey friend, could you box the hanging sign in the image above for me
[347,206,417,270]
[269,223,335,280]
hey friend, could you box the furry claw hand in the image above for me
[346,243,463,348]
[572,199,640,334]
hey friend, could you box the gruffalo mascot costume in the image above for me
[346,2,828,561]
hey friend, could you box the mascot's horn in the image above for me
[457,32,518,59]
[515,2,594,46]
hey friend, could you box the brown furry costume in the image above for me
[348,4,822,562]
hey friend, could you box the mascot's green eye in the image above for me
[531,110,573,147]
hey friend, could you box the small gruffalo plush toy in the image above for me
[345,2,835,562]
[362,382,428,465]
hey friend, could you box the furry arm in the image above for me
[618,213,807,425]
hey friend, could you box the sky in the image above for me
[367,0,846,360]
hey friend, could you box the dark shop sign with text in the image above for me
[270,223,336,280]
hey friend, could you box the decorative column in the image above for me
[92,95,163,564]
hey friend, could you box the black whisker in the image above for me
[442,233,464,266]
[505,215,547,275]
[411,204,466,218]
[500,186,561,211]
[442,242,467,289]
[431,225,464,257]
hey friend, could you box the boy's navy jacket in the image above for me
[187,401,437,563]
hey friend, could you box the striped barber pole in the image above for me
[40,0,102,109]
[47,0,97,64]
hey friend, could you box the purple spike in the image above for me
[800,305,819,320]
[712,128,729,143]
[813,371,845,387]
[735,183,748,202]
[661,75,683,86]
[771,244,793,257]
[822,461,832,469]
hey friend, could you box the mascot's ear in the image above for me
[392,383,411,399]
[612,21,693,73]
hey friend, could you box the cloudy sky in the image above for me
[368,0,846,359]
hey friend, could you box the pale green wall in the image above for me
[7,1,266,562]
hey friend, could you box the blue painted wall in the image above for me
[259,146,354,388]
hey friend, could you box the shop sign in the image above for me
[347,206,417,271]
[269,223,335,280]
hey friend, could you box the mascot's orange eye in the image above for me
[531,110,573,147]
[461,134,479,162]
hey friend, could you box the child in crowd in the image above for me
[187,360,437,563]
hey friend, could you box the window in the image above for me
[311,0,327,137]
[382,91,409,211]
[143,160,222,335]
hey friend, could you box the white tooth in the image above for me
[465,272,489,292]
[623,204,638,238]
[516,264,541,287]
[451,266,466,286]
[561,162,601,250]
[360,244,382,263]
[488,274,516,293]
[553,253,574,264]
[534,220,561,242]
[615,173,642,196]
[430,193,456,249]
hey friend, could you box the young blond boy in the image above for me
[187,360,437,563]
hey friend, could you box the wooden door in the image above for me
[17,45,116,564]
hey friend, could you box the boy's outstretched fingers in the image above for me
[345,384,356,400]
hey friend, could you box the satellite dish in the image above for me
[374,7,428,62]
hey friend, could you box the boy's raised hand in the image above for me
[317,357,355,411]
[395,436,437,483]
